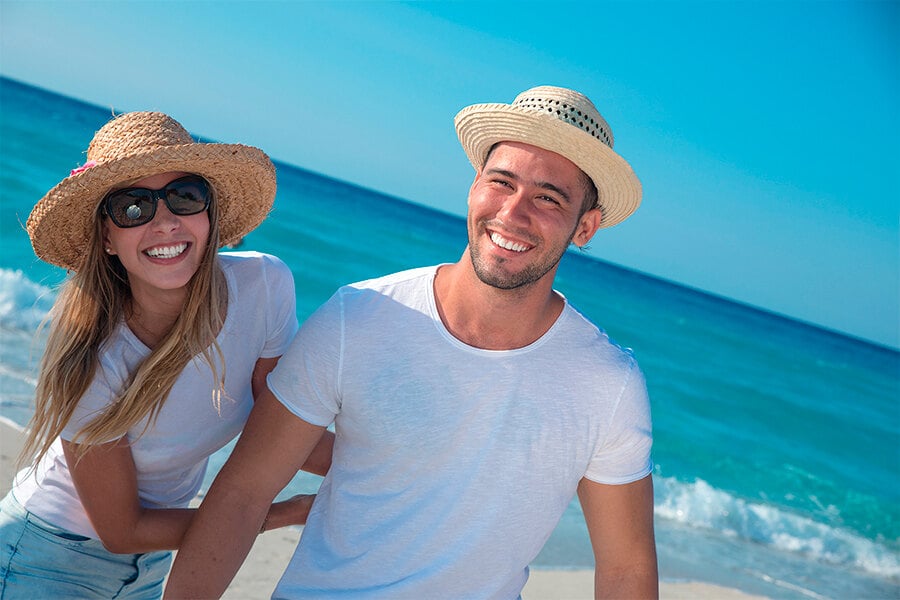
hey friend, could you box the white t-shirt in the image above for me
[13,252,298,538]
[268,266,652,599]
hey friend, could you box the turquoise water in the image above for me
[1,77,898,599]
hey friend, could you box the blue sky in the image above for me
[1,1,897,348]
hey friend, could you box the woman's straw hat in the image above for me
[454,85,641,228]
[27,111,277,271]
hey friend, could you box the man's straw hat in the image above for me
[27,111,277,271]
[454,85,641,227]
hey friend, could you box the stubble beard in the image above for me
[468,222,575,291]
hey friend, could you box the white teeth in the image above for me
[491,232,528,252]
[145,242,188,259]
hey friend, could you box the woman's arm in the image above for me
[62,438,318,554]
[63,438,193,553]
[60,356,331,554]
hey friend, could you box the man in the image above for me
[166,85,657,599]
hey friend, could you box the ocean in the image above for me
[1,77,898,599]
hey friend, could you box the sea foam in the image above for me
[654,475,900,579]
[0,268,55,331]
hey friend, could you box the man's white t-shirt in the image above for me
[269,266,652,599]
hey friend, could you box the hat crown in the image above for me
[87,112,195,164]
[511,86,614,149]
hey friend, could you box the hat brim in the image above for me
[454,103,641,228]
[27,143,276,271]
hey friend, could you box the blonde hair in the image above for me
[20,186,227,467]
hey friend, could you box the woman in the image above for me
[0,112,332,598]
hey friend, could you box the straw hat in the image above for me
[454,85,641,228]
[27,111,277,271]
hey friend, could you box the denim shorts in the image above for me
[0,492,172,599]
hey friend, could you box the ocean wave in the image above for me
[654,475,900,580]
[0,269,55,331]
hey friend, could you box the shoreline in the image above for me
[0,419,766,599]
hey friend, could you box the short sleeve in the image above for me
[267,289,344,428]
[258,254,300,358]
[584,361,653,484]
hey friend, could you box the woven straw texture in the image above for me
[27,112,276,271]
[454,86,641,228]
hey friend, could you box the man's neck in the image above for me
[433,255,564,351]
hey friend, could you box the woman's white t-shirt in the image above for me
[13,252,298,538]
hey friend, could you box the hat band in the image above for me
[70,161,97,176]
[512,96,612,148]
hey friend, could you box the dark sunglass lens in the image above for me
[109,190,154,226]
[166,177,210,215]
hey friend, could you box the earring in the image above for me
[105,247,113,254]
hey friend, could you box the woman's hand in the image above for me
[262,494,317,532]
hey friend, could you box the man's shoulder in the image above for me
[343,265,440,295]
[561,302,639,369]
[321,265,441,323]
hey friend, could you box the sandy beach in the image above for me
[0,419,765,599]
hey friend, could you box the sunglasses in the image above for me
[102,175,212,228]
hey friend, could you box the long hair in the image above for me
[19,189,227,467]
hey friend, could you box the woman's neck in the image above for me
[126,290,186,349]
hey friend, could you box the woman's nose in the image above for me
[149,200,180,230]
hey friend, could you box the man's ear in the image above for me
[572,208,603,248]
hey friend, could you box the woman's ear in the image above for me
[101,220,116,255]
